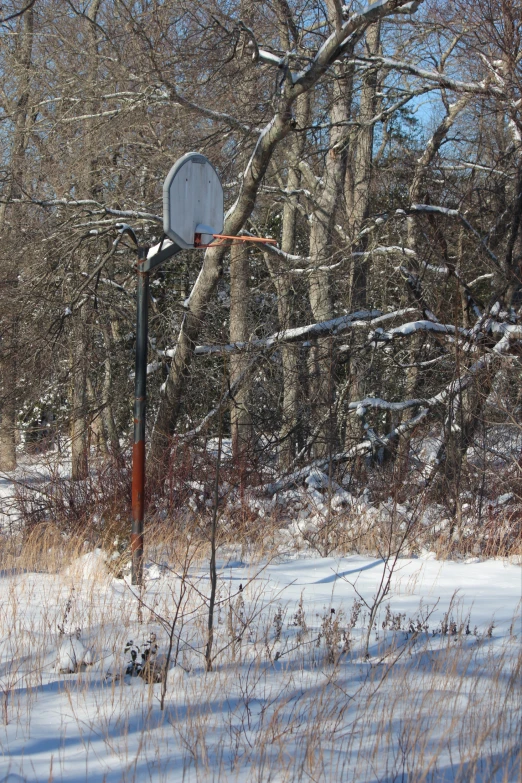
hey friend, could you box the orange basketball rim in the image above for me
[194,233,278,248]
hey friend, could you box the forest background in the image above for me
[1,0,522,559]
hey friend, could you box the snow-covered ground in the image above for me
[0,453,520,782]
[0,547,520,782]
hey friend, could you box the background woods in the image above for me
[1,0,522,552]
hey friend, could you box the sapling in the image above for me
[343,497,422,658]
[117,530,205,704]
[56,587,74,636]
[205,379,224,673]
[156,546,195,709]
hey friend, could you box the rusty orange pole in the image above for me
[131,247,149,585]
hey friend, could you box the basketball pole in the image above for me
[131,247,148,586]
[129,150,223,585]
[130,240,183,586]
[128,151,271,585]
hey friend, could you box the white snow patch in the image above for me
[64,549,109,580]
[56,635,93,673]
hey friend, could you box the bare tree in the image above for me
[149,0,426,478]
[0,5,34,470]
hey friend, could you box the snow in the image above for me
[64,549,109,580]
[371,319,466,344]
[147,237,174,259]
[56,635,93,673]
[305,467,336,490]
[192,309,381,355]
[0,454,520,782]
[257,49,284,67]
[0,545,518,782]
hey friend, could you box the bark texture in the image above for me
[0,7,34,471]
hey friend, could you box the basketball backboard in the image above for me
[163,152,224,249]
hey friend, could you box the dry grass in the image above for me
[0,523,519,782]
[0,449,520,780]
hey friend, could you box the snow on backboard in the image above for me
[163,152,224,249]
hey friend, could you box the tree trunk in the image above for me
[229,1,256,466]
[348,20,381,307]
[70,0,102,480]
[229,243,253,462]
[0,8,34,471]
[276,93,310,470]
[344,21,380,451]
[101,319,120,457]
[306,52,349,458]
[86,376,107,455]
[71,314,89,480]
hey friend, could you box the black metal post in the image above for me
[128,238,181,586]
[131,247,149,586]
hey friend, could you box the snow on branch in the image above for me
[262,352,506,495]
[7,197,100,207]
[292,0,425,92]
[59,106,141,123]
[288,246,417,276]
[356,245,417,258]
[409,204,500,267]
[80,272,130,295]
[263,406,430,495]
[341,1,422,22]
[5,198,162,223]
[261,185,313,200]
[288,259,346,275]
[398,263,447,277]
[188,309,382,355]
[337,308,419,352]
[183,308,419,359]
[243,232,309,266]
[257,49,285,67]
[130,361,162,381]
[53,85,258,135]
[345,340,509,414]
[354,56,505,98]
[260,240,416,277]
[169,91,259,135]
[468,273,494,287]
[347,396,425,413]
[410,204,460,219]
[490,323,522,354]
[369,319,469,345]
[441,162,513,178]
[104,207,161,223]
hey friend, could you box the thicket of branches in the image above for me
[1,0,522,541]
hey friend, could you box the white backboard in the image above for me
[163,152,224,248]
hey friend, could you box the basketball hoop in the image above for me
[163,152,278,250]
[194,233,278,248]
[163,152,224,248]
